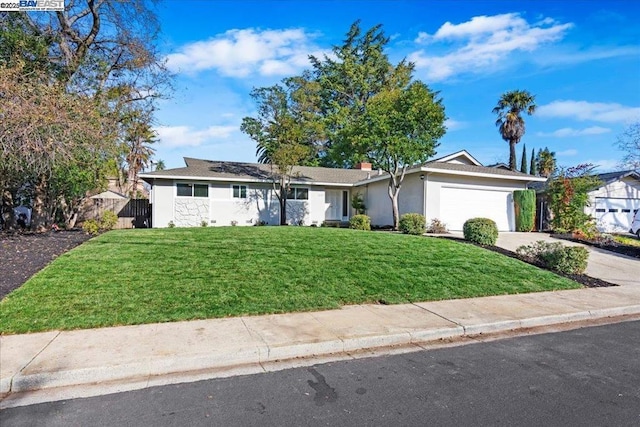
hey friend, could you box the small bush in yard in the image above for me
[82,219,100,235]
[399,213,426,235]
[426,218,448,234]
[516,240,589,274]
[463,218,498,245]
[100,211,118,231]
[349,214,371,231]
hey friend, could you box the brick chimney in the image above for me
[354,162,372,171]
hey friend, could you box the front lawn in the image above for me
[0,227,581,334]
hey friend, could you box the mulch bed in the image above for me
[433,235,616,288]
[552,234,640,259]
[0,230,92,299]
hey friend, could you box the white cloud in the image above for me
[155,125,237,148]
[587,159,620,172]
[537,101,640,123]
[536,126,612,137]
[445,118,466,131]
[409,13,573,81]
[556,149,578,156]
[165,28,324,77]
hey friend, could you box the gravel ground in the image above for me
[0,231,92,299]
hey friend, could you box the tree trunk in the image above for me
[31,175,51,233]
[1,188,16,230]
[279,195,287,225]
[388,178,400,230]
[509,141,517,171]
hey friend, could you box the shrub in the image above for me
[100,211,118,231]
[426,218,448,234]
[463,218,498,245]
[349,214,371,231]
[516,240,588,274]
[82,219,100,235]
[351,193,366,215]
[168,221,175,228]
[513,190,536,232]
[200,220,208,227]
[399,213,426,235]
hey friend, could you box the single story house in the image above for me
[588,170,640,233]
[139,150,546,231]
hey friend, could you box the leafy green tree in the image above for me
[547,164,602,234]
[536,147,557,177]
[309,21,413,167]
[241,84,317,225]
[520,144,528,174]
[241,83,319,165]
[530,148,537,175]
[154,160,166,171]
[270,143,312,225]
[358,82,446,229]
[492,90,536,171]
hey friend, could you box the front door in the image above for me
[325,190,342,220]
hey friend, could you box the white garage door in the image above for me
[440,187,513,231]
[595,198,640,233]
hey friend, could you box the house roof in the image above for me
[140,151,547,187]
[140,158,372,186]
[595,170,640,185]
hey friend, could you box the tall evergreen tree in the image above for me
[520,144,528,174]
[530,148,537,175]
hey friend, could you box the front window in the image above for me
[233,185,247,199]
[287,187,309,200]
[177,183,208,197]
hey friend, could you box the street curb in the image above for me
[4,307,640,400]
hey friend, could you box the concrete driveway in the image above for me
[448,232,639,286]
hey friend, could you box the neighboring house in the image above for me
[139,150,546,231]
[587,170,640,233]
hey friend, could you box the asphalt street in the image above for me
[2,320,639,426]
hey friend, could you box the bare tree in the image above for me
[618,122,640,170]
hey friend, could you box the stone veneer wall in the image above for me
[174,199,209,227]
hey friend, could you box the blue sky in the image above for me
[151,0,640,172]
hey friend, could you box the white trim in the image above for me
[354,166,546,186]
[421,167,548,182]
[432,150,482,166]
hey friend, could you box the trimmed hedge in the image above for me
[513,189,536,232]
[399,213,426,235]
[516,241,589,274]
[349,214,371,231]
[463,218,498,245]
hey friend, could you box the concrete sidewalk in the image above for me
[2,285,640,409]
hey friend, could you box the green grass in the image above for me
[613,234,640,247]
[0,227,581,334]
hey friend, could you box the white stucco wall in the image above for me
[587,177,640,209]
[150,179,346,227]
[150,180,175,228]
[358,174,425,227]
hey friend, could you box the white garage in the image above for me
[594,198,640,233]
[440,186,513,231]
[588,171,640,233]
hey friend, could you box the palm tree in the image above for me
[492,90,536,171]
[154,159,166,171]
[536,147,557,177]
[124,117,157,197]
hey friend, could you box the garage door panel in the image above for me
[440,187,513,231]
[595,197,640,232]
